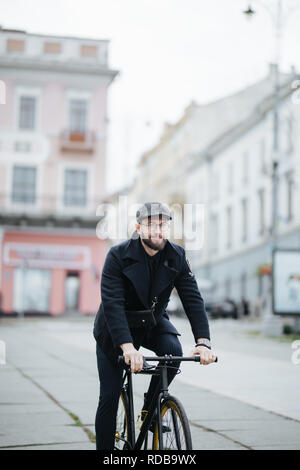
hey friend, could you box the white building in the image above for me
[184,66,300,313]
[132,65,300,316]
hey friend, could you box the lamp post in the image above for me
[244,0,284,247]
[243,1,298,334]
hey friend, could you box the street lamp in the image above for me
[243,4,256,18]
[243,0,299,334]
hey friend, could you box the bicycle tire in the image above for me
[152,395,192,450]
[114,389,132,450]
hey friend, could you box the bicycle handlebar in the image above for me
[118,354,218,364]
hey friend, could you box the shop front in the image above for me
[0,231,105,316]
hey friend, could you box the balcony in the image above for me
[60,130,96,153]
[0,193,105,229]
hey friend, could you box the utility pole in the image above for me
[264,1,283,335]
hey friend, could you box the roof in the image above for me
[0,25,110,43]
[138,100,197,166]
[138,65,298,167]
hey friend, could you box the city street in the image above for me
[0,314,299,450]
[1,0,300,455]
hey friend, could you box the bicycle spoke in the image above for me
[115,392,129,450]
[171,408,182,450]
[152,396,192,450]
[164,409,185,449]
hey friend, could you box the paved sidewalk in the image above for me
[0,315,299,450]
[169,316,300,421]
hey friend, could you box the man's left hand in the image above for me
[190,346,217,365]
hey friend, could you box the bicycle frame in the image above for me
[122,360,167,449]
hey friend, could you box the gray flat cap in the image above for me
[136,201,172,223]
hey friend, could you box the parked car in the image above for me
[207,298,239,319]
[167,292,183,317]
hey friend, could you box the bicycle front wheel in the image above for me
[114,389,131,450]
[152,395,192,450]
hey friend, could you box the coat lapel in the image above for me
[121,232,179,308]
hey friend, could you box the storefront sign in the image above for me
[4,242,91,270]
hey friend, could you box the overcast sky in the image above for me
[1,0,300,192]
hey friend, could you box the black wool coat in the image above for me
[93,233,210,363]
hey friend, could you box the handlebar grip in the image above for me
[194,355,218,363]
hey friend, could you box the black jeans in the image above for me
[95,331,182,450]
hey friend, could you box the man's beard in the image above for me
[141,235,167,251]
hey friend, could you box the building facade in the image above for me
[0,27,118,315]
[131,65,300,315]
[185,68,300,313]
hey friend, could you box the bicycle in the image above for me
[115,354,218,450]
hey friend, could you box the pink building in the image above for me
[0,27,118,315]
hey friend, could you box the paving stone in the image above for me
[1,316,300,451]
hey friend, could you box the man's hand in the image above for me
[120,343,144,373]
[190,346,217,365]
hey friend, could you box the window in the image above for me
[285,114,294,154]
[257,274,263,297]
[69,99,88,134]
[14,141,31,152]
[64,169,87,206]
[12,166,36,204]
[81,45,98,57]
[6,39,25,52]
[209,214,219,254]
[226,206,232,249]
[260,139,267,174]
[44,42,62,54]
[19,96,36,130]
[14,268,51,313]
[258,188,265,235]
[0,81,5,105]
[286,172,294,222]
[225,277,232,297]
[211,172,219,201]
[243,151,248,184]
[241,198,248,243]
[241,272,247,298]
[228,163,234,193]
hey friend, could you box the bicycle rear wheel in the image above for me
[152,395,192,450]
[114,389,131,450]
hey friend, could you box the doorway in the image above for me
[65,272,80,312]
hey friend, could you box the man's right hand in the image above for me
[120,343,144,373]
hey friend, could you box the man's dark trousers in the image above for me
[95,330,183,450]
